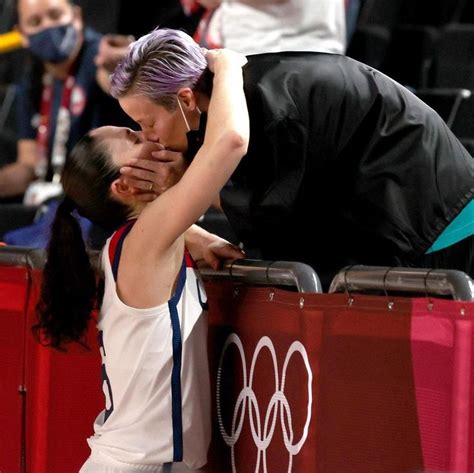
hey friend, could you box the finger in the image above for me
[133,192,158,203]
[121,166,157,182]
[218,245,245,260]
[120,174,155,190]
[151,150,178,162]
[207,252,221,270]
[124,158,169,171]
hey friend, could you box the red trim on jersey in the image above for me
[185,248,195,268]
[108,220,136,267]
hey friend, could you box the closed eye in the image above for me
[126,129,141,144]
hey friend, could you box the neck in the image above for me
[128,200,148,219]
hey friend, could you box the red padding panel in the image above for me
[205,282,474,473]
[206,283,323,473]
[24,270,103,473]
[0,265,30,473]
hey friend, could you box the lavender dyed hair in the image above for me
[110,28,207,110]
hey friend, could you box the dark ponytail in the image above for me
[34,197,96,350]
[34,133,129,350]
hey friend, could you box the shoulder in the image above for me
[242,52,361,104]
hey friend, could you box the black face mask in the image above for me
[184,112,207,163]
[28,23,78,64]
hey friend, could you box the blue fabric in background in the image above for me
[3,198,92,248]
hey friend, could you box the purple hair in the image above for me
[110,28,207,110]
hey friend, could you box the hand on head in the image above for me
[205,48,248,73]
[95,34,135,72]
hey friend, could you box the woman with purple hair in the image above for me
[112,28,474,289]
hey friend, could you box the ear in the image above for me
[177,88,197,111]
[110,178,134,201]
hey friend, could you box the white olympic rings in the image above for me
[216,334,313,473]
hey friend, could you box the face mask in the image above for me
[28,23,78,64]
[177,99,206,163]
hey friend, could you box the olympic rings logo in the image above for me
[216,334,313,473]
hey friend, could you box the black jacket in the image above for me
[220,52,474,281]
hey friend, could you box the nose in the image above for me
[143,128,159,142]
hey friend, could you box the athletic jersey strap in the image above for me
[108,219,136,282]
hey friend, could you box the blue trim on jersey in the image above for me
[98,330,114,423]
[111,222,135,281]
[168,258,187,462]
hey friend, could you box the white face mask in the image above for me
[176,98,205,163]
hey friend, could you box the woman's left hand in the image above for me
[205,48,248,73]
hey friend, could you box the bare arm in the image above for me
[0,139,37,198]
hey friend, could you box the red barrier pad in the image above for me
[206,283,474,472]
[24,270,102,473]
[206,282,324,473]
[411,298,474,473]
[0,265,30,473]
[315,295,424,473]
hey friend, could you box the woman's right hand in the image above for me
[120,148,188,202]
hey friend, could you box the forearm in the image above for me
[184,224,216,260]
[205,52,249,149]
[184,223,244,268]
[0,162,35,198]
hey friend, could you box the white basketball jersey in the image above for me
[86,222,211,471]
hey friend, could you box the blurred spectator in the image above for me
[187,0,346,54]
[0,0,131,203]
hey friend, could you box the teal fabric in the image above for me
[426,200,474,254]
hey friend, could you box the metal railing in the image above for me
[199,259,322,293]
[0,247,322,293]
[329,265,474,301]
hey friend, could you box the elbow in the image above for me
[222,129,249,157]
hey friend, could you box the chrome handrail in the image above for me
[0,248,322,293]
[329,266,474,301]
[199,259,322,293]
[0,246,45,268]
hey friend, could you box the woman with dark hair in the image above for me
[35,48,249,473]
